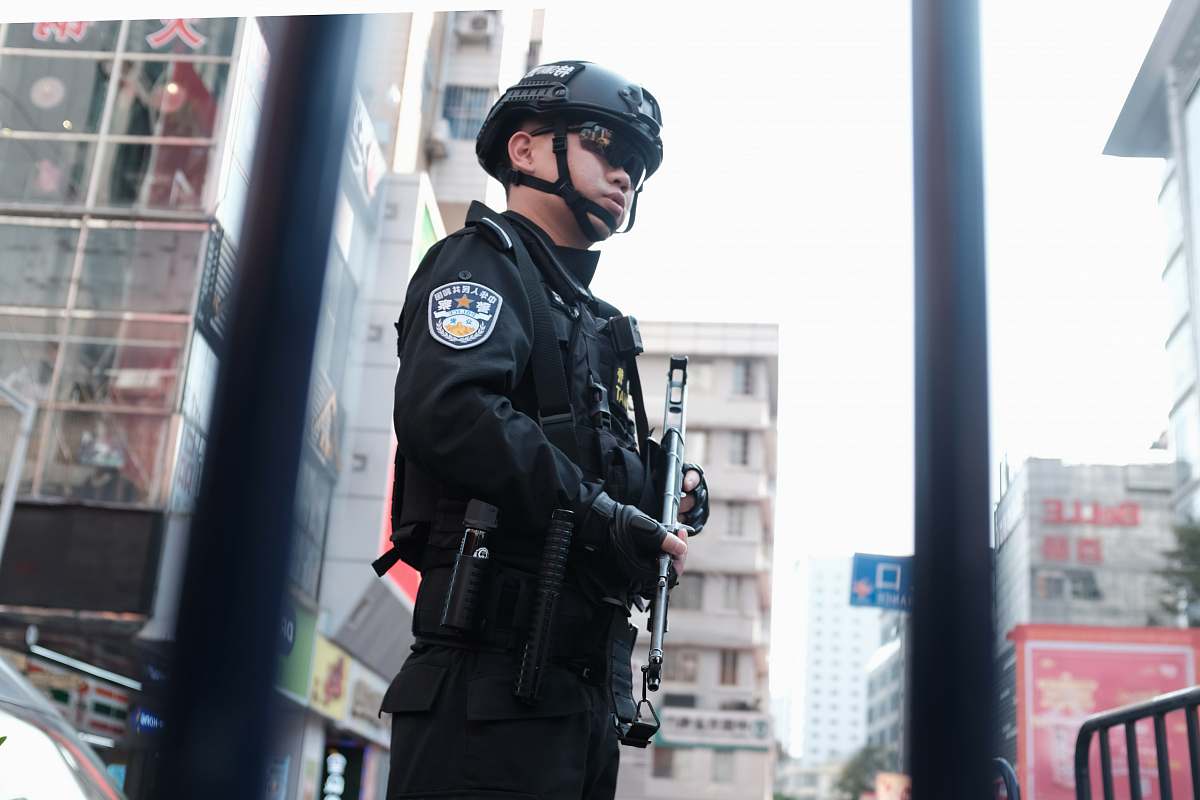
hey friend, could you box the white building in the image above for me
[616,321,778,800]
[796,557,880,766]
[865,612,908,774]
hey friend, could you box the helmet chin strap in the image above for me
[503,119,623,243]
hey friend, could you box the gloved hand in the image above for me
[586,491,688,585]
[678,463,709,534]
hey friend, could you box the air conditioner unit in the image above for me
[426,118,451,161]
[454,11,495,43]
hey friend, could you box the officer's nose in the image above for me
[610,166,631,194]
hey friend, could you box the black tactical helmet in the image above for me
[475,60,664,240]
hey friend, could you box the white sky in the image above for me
[540,0,1176,750]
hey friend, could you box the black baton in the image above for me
[514,508,574,705]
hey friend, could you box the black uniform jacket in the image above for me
[393,205,646,578]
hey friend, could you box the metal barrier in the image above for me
[995,757,1022,800]
[1074,685,1200,800]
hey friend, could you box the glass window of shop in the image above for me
[0,219,207,505]
[0,18,238,214]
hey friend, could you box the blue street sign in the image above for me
[849,553,913,611]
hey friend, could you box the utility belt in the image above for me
[412,551,642,735]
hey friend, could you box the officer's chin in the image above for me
[585,212,617,241]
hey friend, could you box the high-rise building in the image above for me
[991,457,1175,762]
[794,557,880,767]
[1106,0,1200,521]
[865,612,908,774]
[614,321,778,800]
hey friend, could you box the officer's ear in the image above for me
[507,129,539,179]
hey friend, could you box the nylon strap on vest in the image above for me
[468,208,581,464]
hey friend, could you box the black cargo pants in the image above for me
[382,643,620,799]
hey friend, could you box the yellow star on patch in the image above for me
[456,296,472,308]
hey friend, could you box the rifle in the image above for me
[622,355,689,747]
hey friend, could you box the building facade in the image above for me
[1107,0,1200,523]
[795,557,880,768]
[992,458,1175,762]
[865,611,907,775]
[0,11,546,798]
[613,321,778,800]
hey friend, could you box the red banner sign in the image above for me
[1042,500,1140,527]
[1014,626,1198,800]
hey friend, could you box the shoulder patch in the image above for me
[427,281,505,350]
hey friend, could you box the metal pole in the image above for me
[910,0,994,797]
[157,14,361,796]
[0,382,35,565]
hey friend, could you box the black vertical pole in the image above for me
[157,15,361,796]
[910,0,994,797]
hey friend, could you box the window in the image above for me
[720,649,739,685]
[95,142,213,212]
[673,573,704,610]
[0,224,79,306]
[712,750,734,783]
[663,693,696,707]
[730,430,750,466]
[732,358,754,395]
[442,85,492,140]
[663,649,699,683]
[723,575,741,610]
[652,747,674,779]
[727,502,746,537]
[77,226,205,312]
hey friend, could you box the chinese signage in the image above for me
[1013,625,1198,800]
[346,94,386,204]
[1040,535,1104,565]
[309,636,350,722]
[1042,499,1140,527]
[849,553,913,611]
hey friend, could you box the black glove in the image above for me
[679,463,709,535]
[586,491,670,585]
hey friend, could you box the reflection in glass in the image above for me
[42,409,168,504]
[0,315,62,401]
[1166,323,1196,402]
[0,55,110,134]
[0,138,93,205]
[0,224,78,305]
[96,142,211,211]
[77,226,205,312]
[0,408,43,496]
[108,60,228,139]
[123,18,239,57]
[56,318,186,409]
[3,20,122,52]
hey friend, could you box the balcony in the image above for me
[687,537,764,574]
[638,608,765,649]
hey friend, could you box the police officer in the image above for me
[378,61,710,799]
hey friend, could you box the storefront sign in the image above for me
[320,746,365,800]
[1042,499,1140,527]
[345,660,390,747]
[309,636,350,722]
[276,599,316,704]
